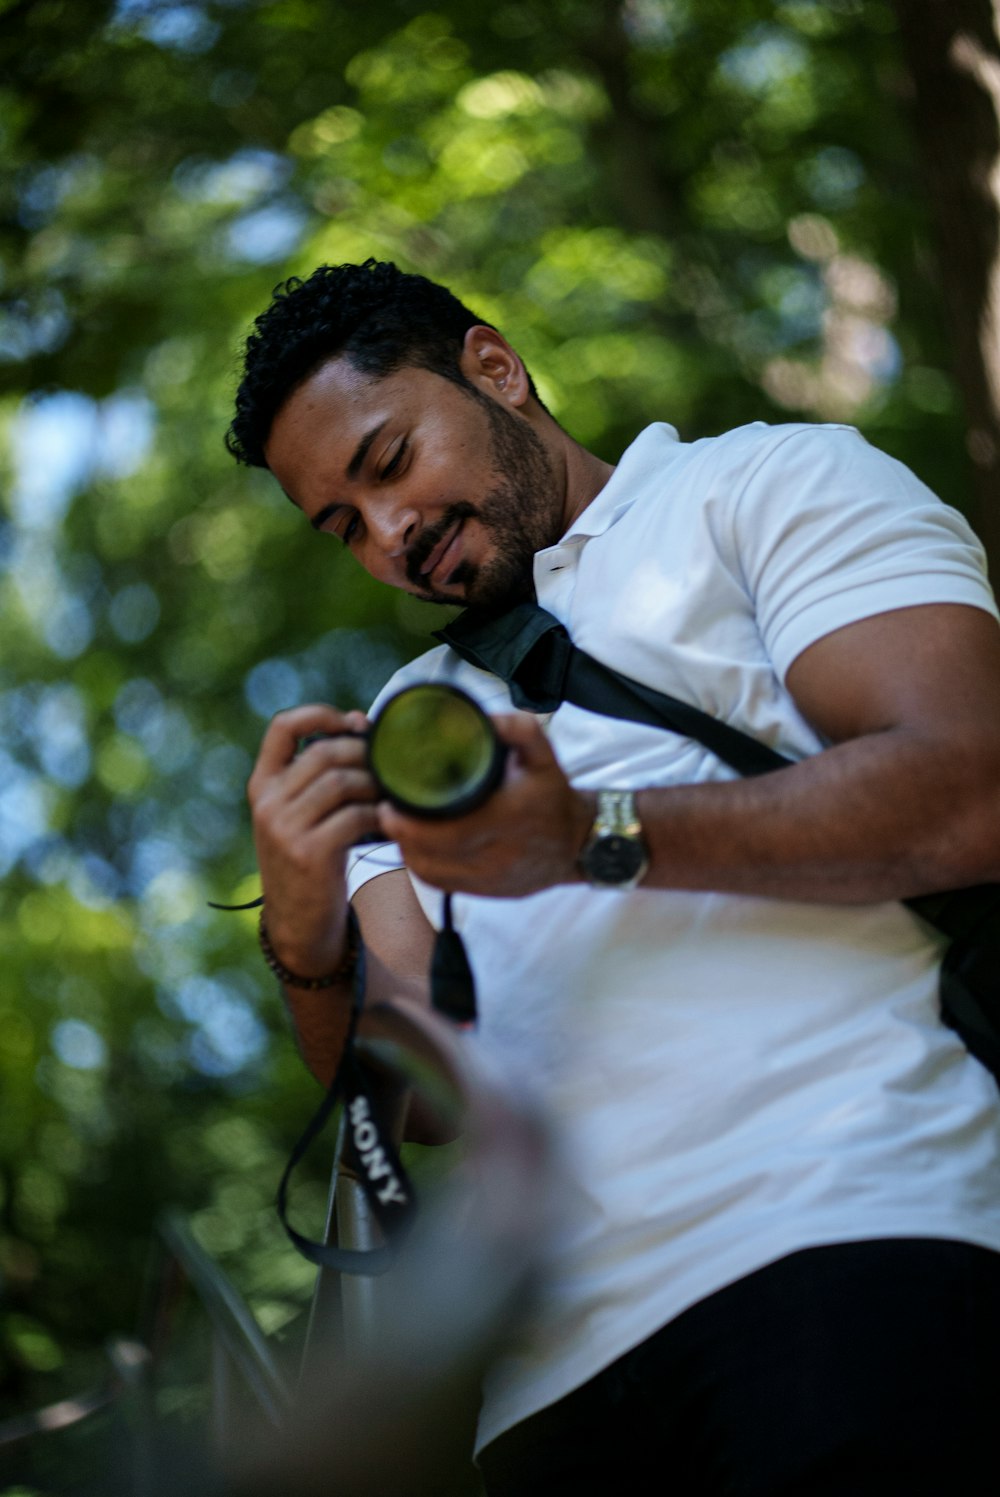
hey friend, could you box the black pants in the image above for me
[478,1238,1000,1496]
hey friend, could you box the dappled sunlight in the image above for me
[762,218,901,420]
[1,0,996,1477]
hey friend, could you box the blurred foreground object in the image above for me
[1,1000,556,1497]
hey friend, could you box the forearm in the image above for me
[276,870,434,1088]
[279,970,357,1090]
[630,726,1000,904]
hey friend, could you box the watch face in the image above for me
[585,833,646,886]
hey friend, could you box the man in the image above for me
[229,259,1000,1494]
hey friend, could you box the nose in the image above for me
[366,495,419,559]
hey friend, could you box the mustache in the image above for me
[404,502,477,588]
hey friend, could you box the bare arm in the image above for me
[379,604,1000,904]
[633,603,1000,901]
[276,869,434,1088]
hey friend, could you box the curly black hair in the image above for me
[226,259,515,468]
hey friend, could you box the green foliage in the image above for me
[0,0,980,1472]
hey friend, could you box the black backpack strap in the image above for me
[906,884,1000,944]
[437,604,790,778]
[909,884,1000,1079]
[562,647,790,778]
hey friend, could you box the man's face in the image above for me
[264,352,563,610]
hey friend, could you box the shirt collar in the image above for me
[556,422,681,545]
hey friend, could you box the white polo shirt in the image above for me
[347,422,1000,1451]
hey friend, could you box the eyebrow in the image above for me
[309,419,388,531]
[347,420,387,480]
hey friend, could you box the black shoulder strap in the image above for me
[437,603,789,779]
[435,603,1000,950]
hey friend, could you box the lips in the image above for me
[419,519,464,587]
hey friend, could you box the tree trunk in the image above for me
[892,0,1000,577]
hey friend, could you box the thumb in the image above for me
[491,711,557,770]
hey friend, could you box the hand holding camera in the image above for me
[247,701,381,982]
[374,689,593,900]
[249,683,589,969]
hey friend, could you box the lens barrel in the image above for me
[367,683,505,819]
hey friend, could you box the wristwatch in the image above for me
[578,790,649,889]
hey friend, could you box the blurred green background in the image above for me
[1,0,995,1486]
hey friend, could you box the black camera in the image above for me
[365,682,506,819]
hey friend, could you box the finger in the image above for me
[376,801,426,847]
[292,766,380,828]
[318,800,383,848]
[376,802,473,857]
[258,795,383,868]
[252,704,369,779]
[491,711,557,770]
[279,733,371,799]
[256,771,379,859]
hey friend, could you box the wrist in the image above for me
[568,789,598,882]
[258,911,357,990]
[577,788,649,889]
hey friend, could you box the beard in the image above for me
[404,396,562,610]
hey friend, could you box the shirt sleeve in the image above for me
[729,425,998,683]
[345,839,405,899]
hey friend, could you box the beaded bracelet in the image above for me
[258,910,357,990]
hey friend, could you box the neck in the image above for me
[556,432,616,533]
[517,397,616,538]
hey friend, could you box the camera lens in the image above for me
[368,683,505,818]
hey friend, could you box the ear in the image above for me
[458,326,531,408]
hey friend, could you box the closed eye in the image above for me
[311,503,360,545]
[380,438,408,479]
[326,508,360,547]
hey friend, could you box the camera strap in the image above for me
[431,893,478,1025]
[275,898,475,1273]
[275,911,417,1275]
[436,602,1000,1081]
